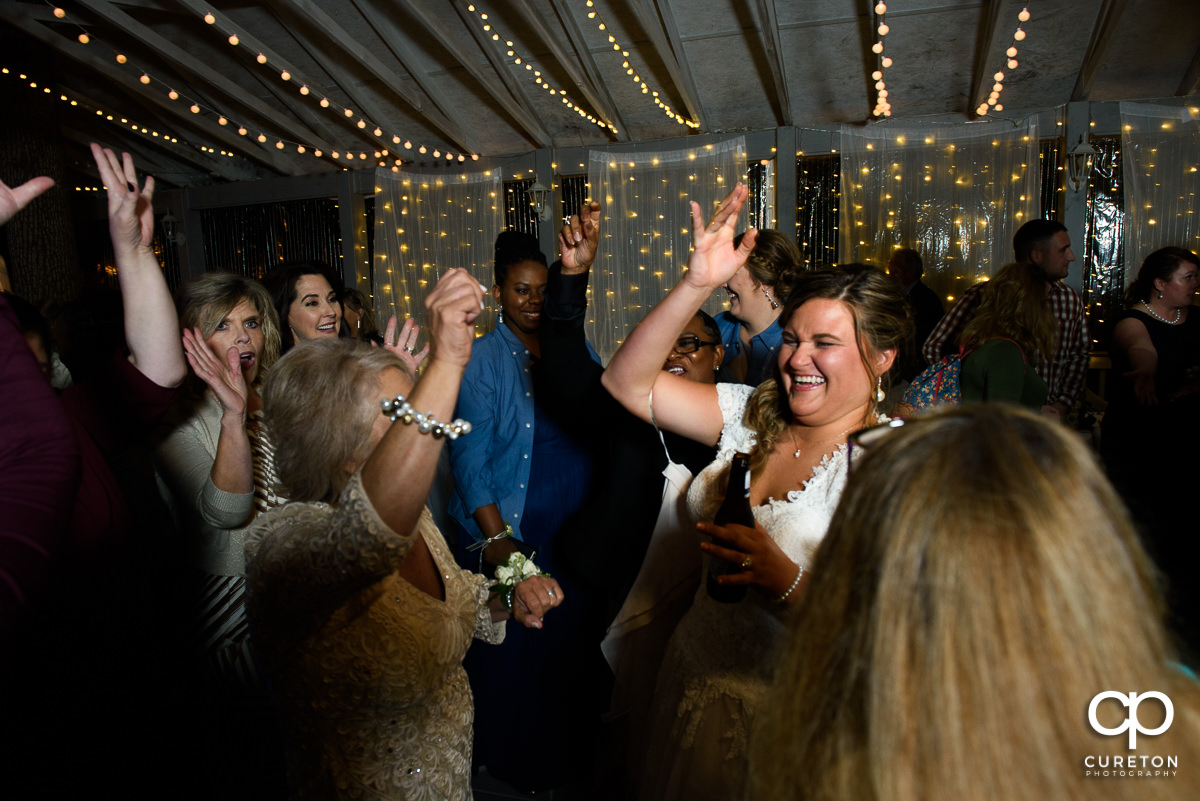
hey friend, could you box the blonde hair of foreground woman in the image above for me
[749,404,1200,801]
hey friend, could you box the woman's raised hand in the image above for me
[90,143,154,254]
[0,176,55,227]
[683,183,758,290]
[182,327,249,420]
[381,315,430,373]
[424,268,485,368]
[559,201,602,274]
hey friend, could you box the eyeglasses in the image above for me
[671,334,720,355]
[846,418,909,470]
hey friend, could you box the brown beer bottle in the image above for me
[706,452,752,603]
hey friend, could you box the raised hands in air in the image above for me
[90,143,155,255]
[381,315,430,374]
[683,182,758,291]
[559,201,602,275]
[423,267,485,370]
[0,175,55,227]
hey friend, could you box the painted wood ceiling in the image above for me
[2,0,1198,188]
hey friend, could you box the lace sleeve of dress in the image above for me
[467,570,506,645]
[714,382,757,455]
[245,471,418,641]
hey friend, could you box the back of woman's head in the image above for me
[262,261,345,350]
[264,338,408,504]
[493,231,546,287]
[177,272,281,376]
[959,261,1056,361]
[751,405,1194,801]
[1124,247,1200,306]
[734,229,805,299]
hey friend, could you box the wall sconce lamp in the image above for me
[1066,136,1097,193]
[161,208,186,246]
[527,181,552,221]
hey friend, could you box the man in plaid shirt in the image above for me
[922,220,1087,422]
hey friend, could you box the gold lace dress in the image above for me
[245,473,505,800]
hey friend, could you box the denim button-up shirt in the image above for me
[447,323,537,540]
[715,311,784,387]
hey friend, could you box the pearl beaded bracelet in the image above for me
[380,395,473,440]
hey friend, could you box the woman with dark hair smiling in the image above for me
[263,261,346,351]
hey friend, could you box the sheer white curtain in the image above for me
[1120,102,1200,283]
[838,118,1041,306]
[372,167,504,334]
[587,136,748,361]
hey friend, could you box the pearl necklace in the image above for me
[1141,300,1181,325]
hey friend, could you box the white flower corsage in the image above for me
[489,551,549,613]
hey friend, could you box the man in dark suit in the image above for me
[888,248,944,381]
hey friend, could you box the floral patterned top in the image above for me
[245,472,505,800]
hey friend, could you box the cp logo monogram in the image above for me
[1088,691,1174,749]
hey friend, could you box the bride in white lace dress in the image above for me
[602,185,912,801]
[244,270,564,801]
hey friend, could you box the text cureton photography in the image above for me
[1084,691,1179,778]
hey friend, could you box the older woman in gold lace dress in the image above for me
[245,269,563,800]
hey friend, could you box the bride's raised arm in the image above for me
[602,183,757,445]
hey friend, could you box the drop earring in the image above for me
[761,287,779,310]
[874,376,885,404]
[497,309,504,325]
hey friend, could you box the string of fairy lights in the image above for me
[581,0,698,128]
[1,64,242,190]
[870,2,894,118]
[43,2,477,168]
[462,3,618,135]
[976,6,1030,116]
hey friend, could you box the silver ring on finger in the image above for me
[740,556,753,570]
[548,588,556,599]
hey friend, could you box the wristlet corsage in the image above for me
[488,551,550,613]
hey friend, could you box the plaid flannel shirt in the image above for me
[921,280,1088,407]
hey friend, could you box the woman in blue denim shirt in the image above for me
[448,227,602,792]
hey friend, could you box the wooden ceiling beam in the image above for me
[750,0,793,126]
[1176,41,1200,96]
[73,0,336,154]
[0,3,302,175]
[628,0,706,129]
[347,0,475,153]
[61,88,259,183]
[968,0,1005,115]
[392,0,551,149]
[450,0,556,147]
[513,0,626,139]
[265,0,478,155]
[1072,0,1131,101]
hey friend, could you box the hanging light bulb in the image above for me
[228,34,239,46]
[1018,7,1030,22]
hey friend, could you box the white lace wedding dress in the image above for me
[638,383,850,801]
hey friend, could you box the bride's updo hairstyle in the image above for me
[748,405,1199,801]
[743,265,912,466]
